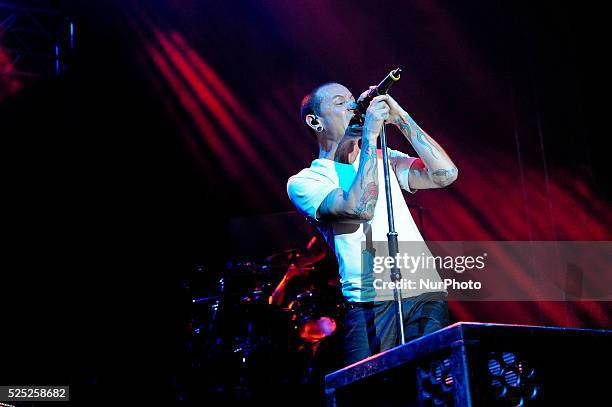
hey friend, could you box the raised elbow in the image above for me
[355,209,375,222]
[431,167,458,187]
[336,202,375,223]
[316,192,376,223]
[448,167,459,184]
[347,192,377,222]
[319,206,374,223]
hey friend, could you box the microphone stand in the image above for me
[351,67,405,345]
[380,123,406,346]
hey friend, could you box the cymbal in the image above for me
[226,261,270,273]
[265,248,325,268]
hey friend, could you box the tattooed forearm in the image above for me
[359,143,377,188]
[353,142,379,219]
[416,129,439,159]
[396,119,411,134]
[395,117,440,159]
[391,113,458,189]
[316,138,381,222]
[318,139,379,222]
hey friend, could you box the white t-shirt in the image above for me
[287,148,444,302]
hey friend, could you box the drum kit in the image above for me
[184,237,343,400]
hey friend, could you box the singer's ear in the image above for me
[305,114,320,132]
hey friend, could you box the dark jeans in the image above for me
[343,291,449,366]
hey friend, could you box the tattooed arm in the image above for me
[386,97,458,189]
[316,95,390,222]
[317,138,379,222]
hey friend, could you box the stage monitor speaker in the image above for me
[325,322,612,406]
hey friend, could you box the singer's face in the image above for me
[316,83,356,142]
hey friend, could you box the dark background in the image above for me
[1,0,611,402]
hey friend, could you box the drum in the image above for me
[287,290,341,342]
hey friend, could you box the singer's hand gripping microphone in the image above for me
[348,67,402,128]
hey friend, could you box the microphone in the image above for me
[349,67,402,127]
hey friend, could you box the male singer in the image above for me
[287,82,458,365]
